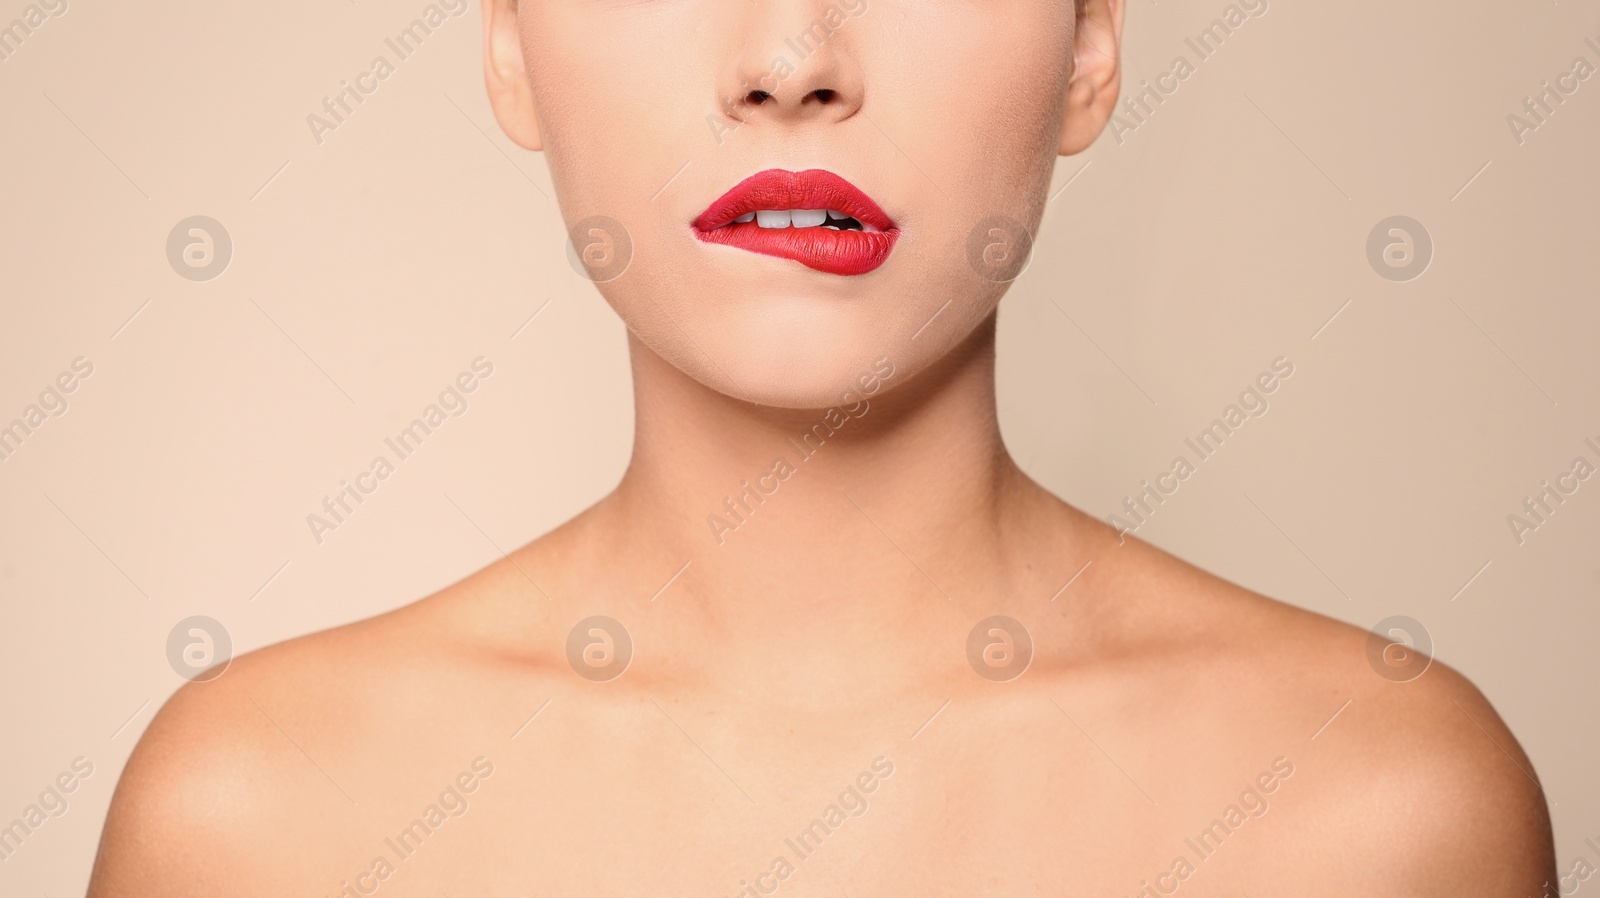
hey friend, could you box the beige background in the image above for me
[2,0,1597,891]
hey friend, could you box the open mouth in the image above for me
[691,169,900,276]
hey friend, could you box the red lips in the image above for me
[691,169,899,276]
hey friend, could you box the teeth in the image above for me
[741,209,850,229]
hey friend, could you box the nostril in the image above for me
[808,89,837,104]
[745,89,771,105]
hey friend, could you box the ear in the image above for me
[1059,0,1126,155]
[482,0,542,150]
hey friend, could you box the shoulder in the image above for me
[1110,533,1556,891]
[87,561,556,896]
[1314,658,1557,893]
[87,629,352,894]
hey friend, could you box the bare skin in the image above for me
[88,0,1554,892]
[88,320,1554,896]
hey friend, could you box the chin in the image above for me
[611,238,1006,409]
[692,327,900,410]
[623,298,912,410]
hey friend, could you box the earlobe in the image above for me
[1059,0,1126,156]
[481,0,543,151]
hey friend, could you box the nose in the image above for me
[715,1,866,129]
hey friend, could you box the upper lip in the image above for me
[691,169,896,233]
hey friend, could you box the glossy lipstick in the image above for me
[691,169,899,276]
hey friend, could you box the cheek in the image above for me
[871,9,1075,182]
[522,10,707,218]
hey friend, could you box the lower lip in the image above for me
[693,222,899,276]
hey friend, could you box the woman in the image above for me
[88,0,1555,894]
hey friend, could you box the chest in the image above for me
[301,705,1308,898]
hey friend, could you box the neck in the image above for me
[616,312,1018,567]
[555,314,1091,699]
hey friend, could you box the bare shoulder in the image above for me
[1317,659,1558,894]
[1106,533,1556,892]
[86,555,554,897]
